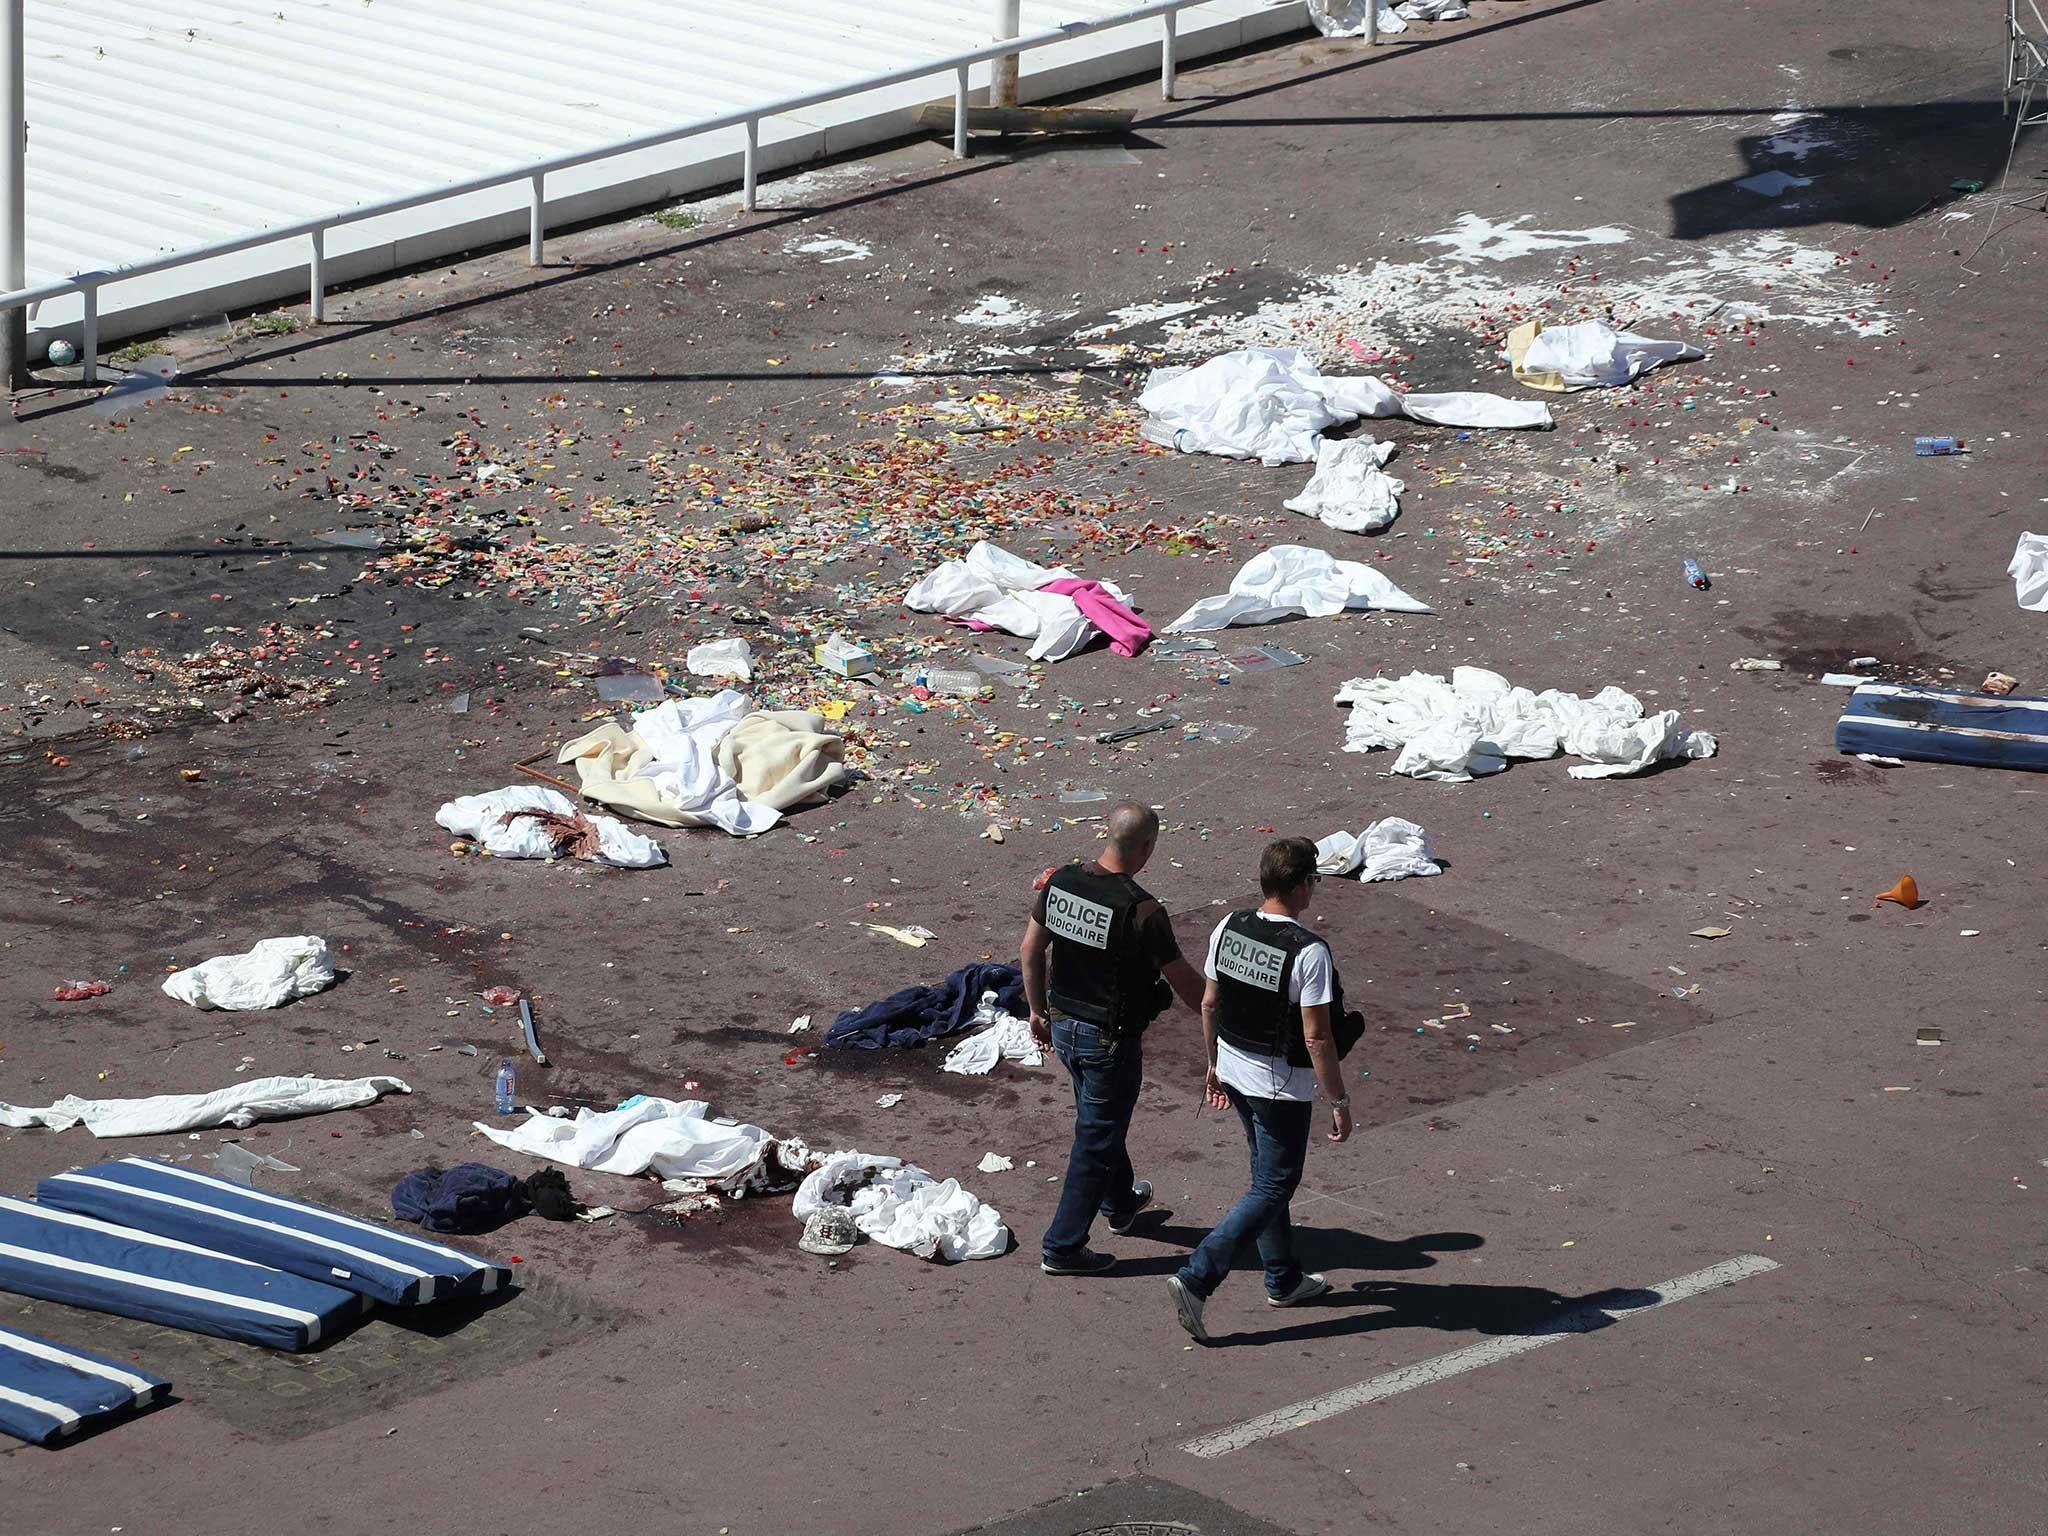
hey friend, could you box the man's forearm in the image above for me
[1201,1002,1220,1068]
[1021,943,1049,1016]
[1304,1032,1346,1103]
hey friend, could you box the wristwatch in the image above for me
[1326,1094,1351,1107]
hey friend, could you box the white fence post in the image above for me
[743,118,758,212]
[308,228,325,321]
[2,0,25,386]
[79,283,96,385]
[954,64,971,157]
[529,172,545,264]
[991,0,1021,107]
[1163,9,1178,99]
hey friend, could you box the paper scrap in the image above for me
[976,1152,1015,1173]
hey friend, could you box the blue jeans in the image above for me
[1042,1017,1146,1259]
[1176,1085,1312,1299]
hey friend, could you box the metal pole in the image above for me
[991,0,1021,108]
[743,118,758,212]
[1367,0,1379,45]
[79,283,95,385]
[1162,9,1177,99]
[2,0,26,387]
[528,171,544,264]
[954,64,970,158]
[308,228,325,321]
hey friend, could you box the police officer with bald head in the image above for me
[1021,801,1205,1276]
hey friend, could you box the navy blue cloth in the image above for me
[1835,682,2048,772]
[1042,1017,1147,1261]
[823,962,1025,1050]
[1176,1085,1313,1300]
[390,1163,530,1235]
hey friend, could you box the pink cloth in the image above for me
[1042,578,1153,658]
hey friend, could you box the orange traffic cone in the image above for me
[1874,875,1921,909]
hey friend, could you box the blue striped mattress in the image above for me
[37,1158,509,1306]
[0,1195,367,1351]
[1835,682,2048,772]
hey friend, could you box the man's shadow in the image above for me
[1208,1279,1665,1349]
[1112,1220,1482,1279]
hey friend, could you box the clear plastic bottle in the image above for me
[1912,436,1964,456]
[494,1060,516,1115]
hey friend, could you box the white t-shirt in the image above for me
[1204,913,1334,1103]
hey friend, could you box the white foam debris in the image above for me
[953,294,1043,328]
[1419,213,1630,263]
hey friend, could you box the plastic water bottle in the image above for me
[1683,558,1710,590]
[494,1060,516,1115]
[1912,436,1964,456]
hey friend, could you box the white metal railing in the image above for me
[0,0,1233,385]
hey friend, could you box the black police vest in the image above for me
[1212,910,1344,1069]
[1042,863,1168,1034]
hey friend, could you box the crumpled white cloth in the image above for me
[1335,665,1718,781]
[941,1014,1046,1076]
[1165,544,1431,631]
[1285,437,1403,533]
[792,1151,1007,1261]
[1520,321,1703,389]
[1315,817,1442,881]
[624,690,783,836]
[436,785,667,866]
[686,636,753,681]
[0,1074,409,1136]
[1139,348,1550,466]
[475,1097,773,1182]
[904,540,1131,662]
[161,935,335,1010]
[2010,532,2048,612]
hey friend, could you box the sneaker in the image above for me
[1040,1247,1116,1276]
[1104,1180,1155,1234]
[1267,1273,1331,1308]
[1167,1276,1209,1342]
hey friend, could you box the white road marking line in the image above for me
[1180,1253,1779,1459]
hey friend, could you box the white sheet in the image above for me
[626,691,782,835]
[1315,817,1442,881]
[1139,348,1550,466]
[1164,544,1431,632]
[474,1096,773,1182]
[1520,321,1703,389]
[0,1074,409,1136]
[940,1014,1046,1076]
[2010,531,2048,612]
[1284,436,1403,533]
[792,1151,1007,1262]
[903,540,1131,662]
[436,784,668,866]
[161,935,335,1010]
[1334,665,1717,781]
